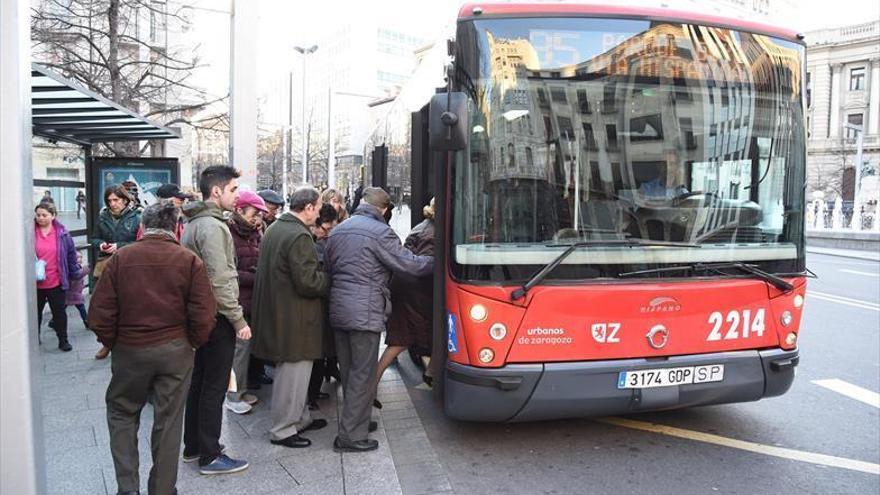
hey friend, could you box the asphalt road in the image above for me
[400,252,880,495]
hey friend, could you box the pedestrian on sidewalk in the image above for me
[75,189,86,219]
[252,186,330,449]
[307,203,340,408]
[34,201,81,352]
[181,165,251,475]
[325,187,433,452]
[224,190,268,415]
[89,202,217,495]
[64,252,90,331]
[379,197,436,387]
[91,184,141,360]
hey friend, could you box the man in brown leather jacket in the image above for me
[89,202,216,495]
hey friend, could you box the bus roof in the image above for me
[457,2,801,43]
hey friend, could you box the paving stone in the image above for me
[46,466,107,495]
[383,417,424,432]
[43,425,95,454]
[175,456,298,494]
[277,449,341,484]
[381,408,420,421]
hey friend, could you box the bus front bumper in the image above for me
[444,348,798,422]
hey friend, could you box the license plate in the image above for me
[617,364,725,389]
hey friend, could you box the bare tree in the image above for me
[31,0,213,156]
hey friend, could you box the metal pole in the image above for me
[301,53,307,184]
[328,84,335,189]
[284,70,292,201]
[1,0,44,492]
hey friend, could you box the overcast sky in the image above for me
[182,0,880,104]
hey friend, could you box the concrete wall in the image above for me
[807,229,880,251]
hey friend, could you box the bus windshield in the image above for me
[450,17,806,282]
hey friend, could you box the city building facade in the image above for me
[805,21,880,203]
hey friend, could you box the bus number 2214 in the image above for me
[707,309,766,341]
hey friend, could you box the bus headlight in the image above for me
[794,294,804,308]
[478,348,495,363]
[785,332,797,347]
[489,323,507,341]
[469,304,488,322]
[780,311,793,327]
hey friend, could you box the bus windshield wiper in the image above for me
[619,262,794,292]
[510,239,699,301]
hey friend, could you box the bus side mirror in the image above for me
[429,92,468,151]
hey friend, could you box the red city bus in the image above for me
[365,2,807,421]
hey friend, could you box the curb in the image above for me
[806,247,880,262]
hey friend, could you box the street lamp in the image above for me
[294,44,318,186]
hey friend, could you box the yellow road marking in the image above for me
[596,417,880,476]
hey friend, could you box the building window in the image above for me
[550,87,567,103]
[845,113,863,139]
[806,72,812,108]
[849,67,865,91]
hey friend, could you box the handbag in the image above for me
[35,259,46,282]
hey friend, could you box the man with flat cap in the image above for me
[257,189,285,229]
[157,183,194,208]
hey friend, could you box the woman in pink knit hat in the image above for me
[224,190,269,414]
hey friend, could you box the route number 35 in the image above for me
[707,309,766,341]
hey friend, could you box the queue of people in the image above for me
[34,165,436,494]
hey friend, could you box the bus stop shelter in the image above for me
[30,63,180,239]
[0,39,180,494]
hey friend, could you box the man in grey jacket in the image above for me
[325,187,433,452]
[180,165,251,475]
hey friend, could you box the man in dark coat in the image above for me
[252,186,329,448]
[325,187,433,452]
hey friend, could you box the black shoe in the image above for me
[271,434,311,448]
[301,418,328,433]
[333,437,379,453]
[317,391,330,399]
[369,420,378,433]
[373,399,382,409]
[422,373,433,387]
[58,341,72,352]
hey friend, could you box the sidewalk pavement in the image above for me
[39,315,452,495]
[806,246,880,262]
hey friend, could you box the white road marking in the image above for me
[808,291,880,312]
[841,269,880,278]
[812,379,880,409]
[597,417,880,475]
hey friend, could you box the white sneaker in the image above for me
[224,399,252,415]
[241,393,259,406]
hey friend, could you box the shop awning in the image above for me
[31,63,180,146]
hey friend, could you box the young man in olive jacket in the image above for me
[89,203,217,495]
[252,186,330,448]
[180,165,251,475]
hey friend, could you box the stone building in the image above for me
[805,21,880,203]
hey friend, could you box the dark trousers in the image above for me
[74,303,87,323]
[334,329,380,443]
[183,316,236,465]
[308,359,325,402]
[106,339,194,495]
[36,286,67,344]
